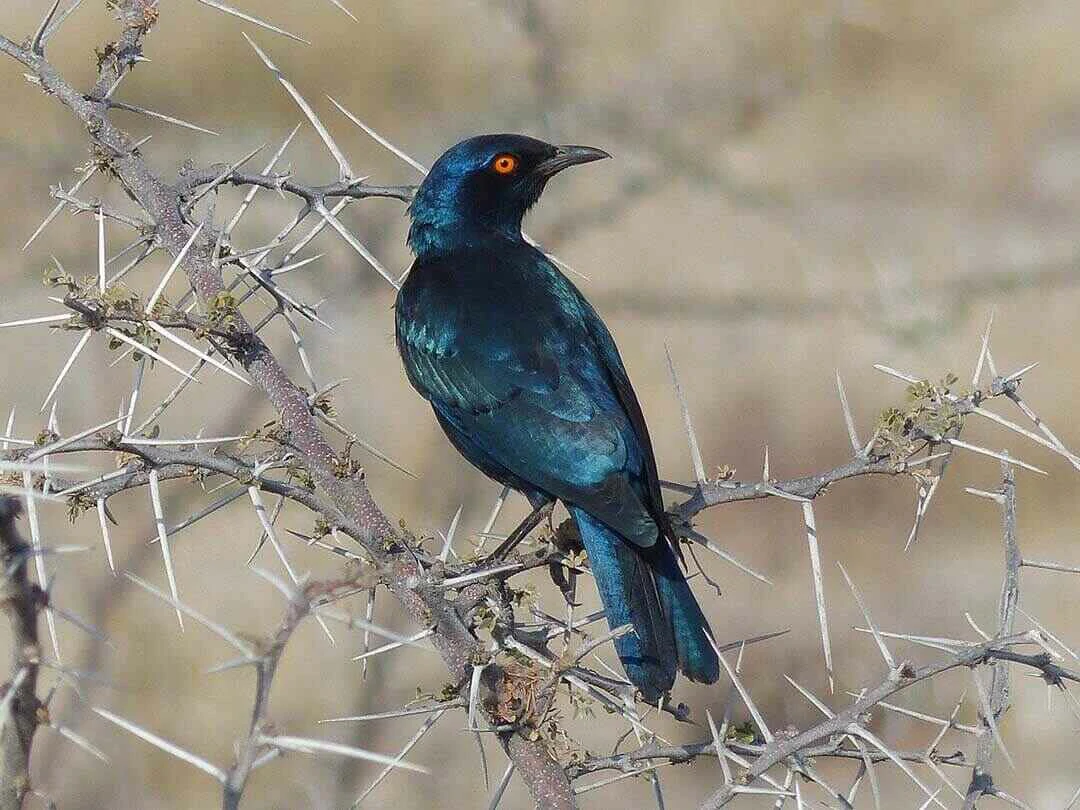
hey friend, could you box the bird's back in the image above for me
[395,237,665,544]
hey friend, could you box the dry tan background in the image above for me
[2,1,1080,807]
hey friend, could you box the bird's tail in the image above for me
[652,541,722,686]
[570,507,719,700]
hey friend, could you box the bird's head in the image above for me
[407,134,609,255]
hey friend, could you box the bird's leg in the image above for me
[548,560,580,608]
[547,516,583,604]
[489,501,554,560]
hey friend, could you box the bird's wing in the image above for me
[573,292,669,536]
[396,250,659,546]
[395,256,560,414]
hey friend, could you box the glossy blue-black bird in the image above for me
[395,134,720,699]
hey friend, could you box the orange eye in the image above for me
[492,154,518,175]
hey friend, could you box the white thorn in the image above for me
[40,330,92,413]
[23,471,61,665]
[148,470,184,630]
[973,309,995,387]
[803,501,833,693]
[96,208,106,293]
[92,706,226,783]
[145,322,249,385]
[835,371,861,453]
[145,223,204,313]
[326,96,428,173]
[96,499,116,575]
[243,34,352,182]
[664,344,706,484]
[836,561,895,668]
[105,328,201,383]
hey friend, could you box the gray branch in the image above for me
[0,498,43,810]
[962,462,1022,809]
[697,638,1077,809]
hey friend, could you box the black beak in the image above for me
[534,145,611,178]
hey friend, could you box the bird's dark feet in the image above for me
[549,516,583,555]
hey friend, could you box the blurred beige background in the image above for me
[2,1,1080,807]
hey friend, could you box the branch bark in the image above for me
[962,462,1021,809]
[0,498,43,810]
[221,575,363,810]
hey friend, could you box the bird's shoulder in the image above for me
[396,241,586,344]
[395,242,576,412]
[394,237,648,407]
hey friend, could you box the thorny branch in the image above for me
[177,167,415,206]
[0,4,574,807]
[962,462,1021,809]
[568,633,1078,790]
[220,573,378,810]
[0,2,1078,809]
[0,498,43,810]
